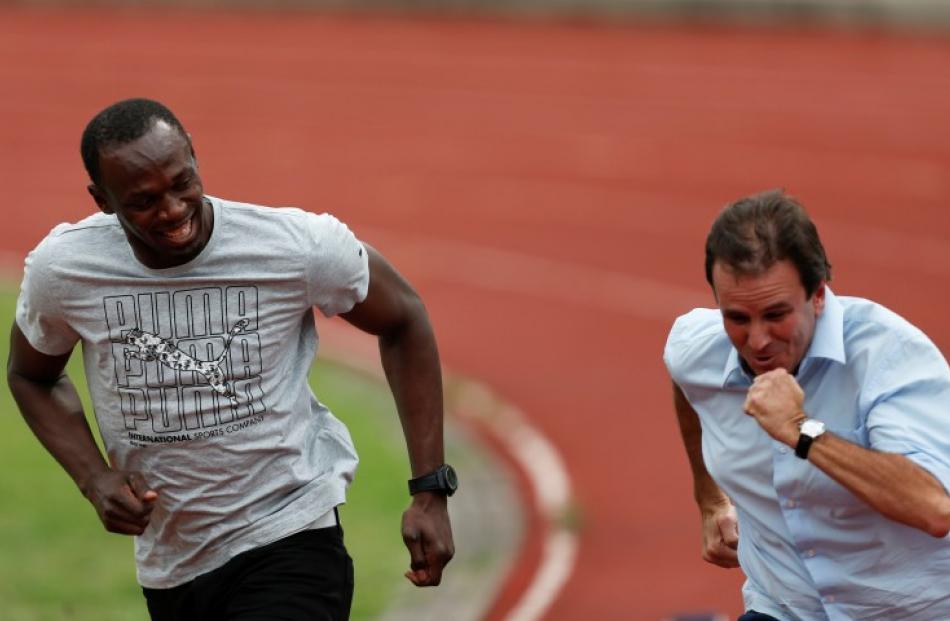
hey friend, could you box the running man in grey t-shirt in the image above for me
[8,98,456,620]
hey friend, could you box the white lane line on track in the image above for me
[357,226,711,320]
[493,405,577,621]
[506,531,579,621]
[503,405,572,516]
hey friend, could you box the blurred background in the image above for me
[2,0,949,619]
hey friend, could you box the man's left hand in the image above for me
[744,368,807,446]
[401,491,454,587]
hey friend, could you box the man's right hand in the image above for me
[401,491,454,586]
[82,470,158,536]
[700,499,740,568]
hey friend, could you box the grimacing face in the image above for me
[88,119,212,269]
[712,259,826,376]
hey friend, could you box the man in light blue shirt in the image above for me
[665,190,950,620]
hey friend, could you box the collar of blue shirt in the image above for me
[721,287,847,388]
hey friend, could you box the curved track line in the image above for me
[318,319,577,621]
[506,531,578,621]
[494,409,577,621]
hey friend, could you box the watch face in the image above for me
[801,419,825,437]
[443,465,459,491]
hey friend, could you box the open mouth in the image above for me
[750,353,780,371]
[157,212,196,245]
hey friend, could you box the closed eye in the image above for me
[723,312,749,325]
[763,307,792,322]
[125,195,158,211]
[172,172,195,192]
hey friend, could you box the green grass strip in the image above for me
[0,286,409,620]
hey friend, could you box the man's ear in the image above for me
[811,281,827,316]
[88,184,113,214]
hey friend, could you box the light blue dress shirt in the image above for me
[664,289,950,620]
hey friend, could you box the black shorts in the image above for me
[142,525,354,621]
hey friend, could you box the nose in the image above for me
[156,193,189,222]
[747,320,771,351]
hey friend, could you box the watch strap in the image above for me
[408,464,457,496]
[795,434,816,459]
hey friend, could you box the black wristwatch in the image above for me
[408,464,458,497]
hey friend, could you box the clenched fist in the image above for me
[743,368,807,446]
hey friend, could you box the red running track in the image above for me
[3,7,950,619]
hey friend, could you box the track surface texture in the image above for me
[3,7,950,619]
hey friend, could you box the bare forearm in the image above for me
[808,433,950,536]
[379,306,445,477]
[8,373,109,495]
[673,382,730,511]
[682,427,727,512]
[672,382,740,566]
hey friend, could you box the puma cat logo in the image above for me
[124,319,250,403]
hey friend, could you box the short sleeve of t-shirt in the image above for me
[303,213,370,317]
[15,229,81,356]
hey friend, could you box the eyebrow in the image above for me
[125,189,158,203]
[124,165,194,202]
[722,302,792,318]
[172,167,194,181]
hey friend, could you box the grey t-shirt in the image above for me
[15,196,370,588]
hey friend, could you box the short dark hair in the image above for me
[80,98,189,186]
[704,189,832,297]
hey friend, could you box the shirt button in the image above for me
[784,499,797,508]
[805,549,816,558]
[824,595,836,603]
[778,447,789,454]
